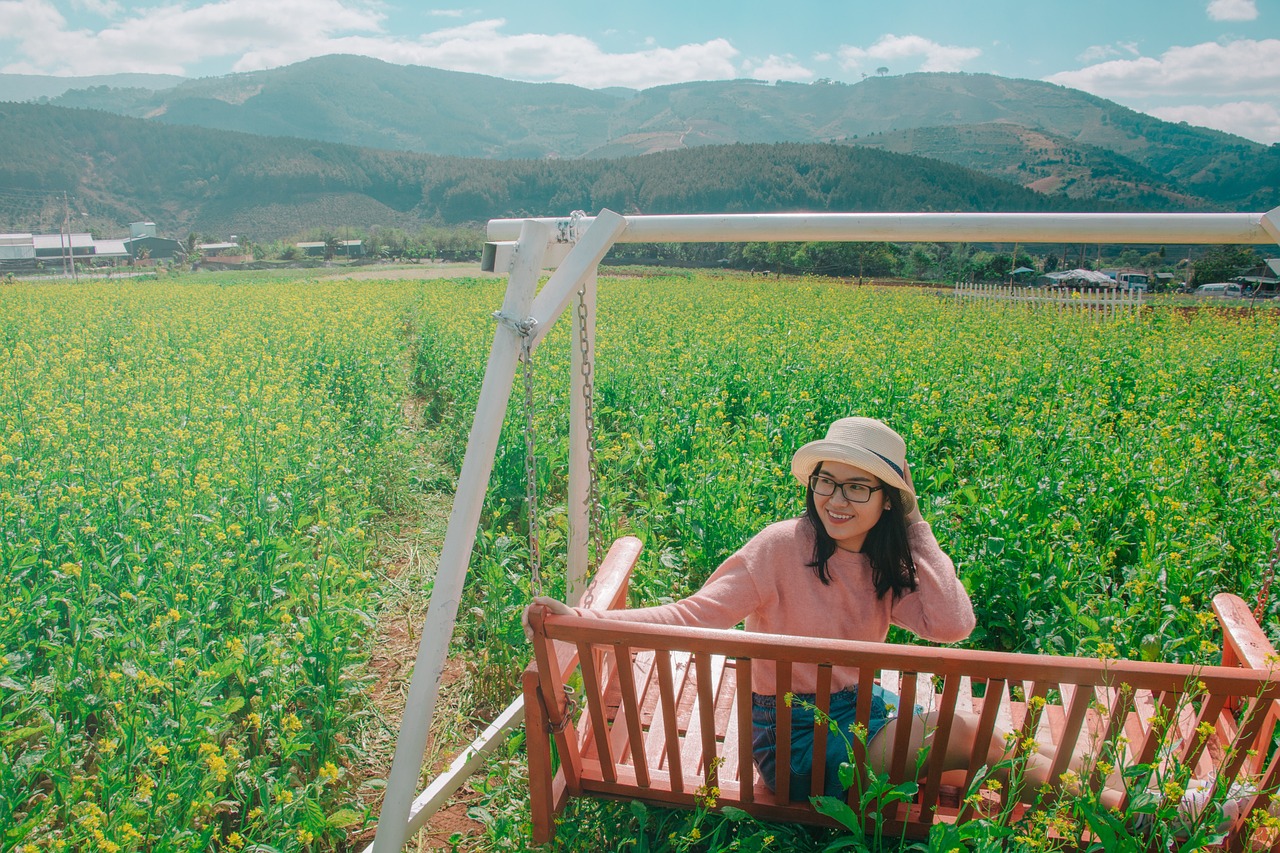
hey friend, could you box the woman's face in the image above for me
[812,460,887,553]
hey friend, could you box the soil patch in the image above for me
[349,387,491,849]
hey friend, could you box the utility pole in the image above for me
[61,192,71,278]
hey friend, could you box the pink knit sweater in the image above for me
[577,518,976,695]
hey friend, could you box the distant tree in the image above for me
[876,67,889,77]
[323,235,339,261]
[1191,245,1261,285]
[1043,253,1060,273]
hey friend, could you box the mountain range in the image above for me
[1,54,1277,239]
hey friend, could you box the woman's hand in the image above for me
[521,596,574,641]
[903,461,925,526]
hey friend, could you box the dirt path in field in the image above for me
[350,393,491,849]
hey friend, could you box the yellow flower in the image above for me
[318,761,340,784]
[205,752,229,782]
[148,741,170,765]
[296,829,314,845]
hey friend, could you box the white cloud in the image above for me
[1,0,385,75]
[0,2,741,89]
[1207,0,1257,21]
[1076,41,1139,64]
[838,34,981,74]
[0,0,67,46]
[747,55,812,83]
[428,8,465,17]
[1149,100,1280,145]
[1047,38,1280,99]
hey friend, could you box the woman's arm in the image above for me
[522,550,765,640]
[889,521,976,643]
[890,462,976,643]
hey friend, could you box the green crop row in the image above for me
[0,279,420,852]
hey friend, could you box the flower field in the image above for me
[1,278,419,851]
[3,269,1278,852]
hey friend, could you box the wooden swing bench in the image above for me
[524,537,1280,848]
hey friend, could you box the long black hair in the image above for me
[804,462,918,598]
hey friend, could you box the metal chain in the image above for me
[576,286,604,578]
[1254,530,1280,622]
[492,307,544,599]
[520,333,543,597]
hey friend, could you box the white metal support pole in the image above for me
[567,270,596,605]
[526,210,628,351]
[372,220,550,853]
[488,211,1275,247]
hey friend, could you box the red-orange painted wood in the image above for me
[524,541,1280,846]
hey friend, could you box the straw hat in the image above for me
[790,417,916,516]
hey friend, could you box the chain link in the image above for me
[520,334,543,597]
[577,286,604,584]
[1254,530,1280,622]
[493,308,543,599]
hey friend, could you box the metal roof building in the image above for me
[93,239,130,259]
[33,233,94,258]
[0,233,36,264]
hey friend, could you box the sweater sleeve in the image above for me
[575,549,763,630]
[889,522,976,644]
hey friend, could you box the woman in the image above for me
[523,417,1114,806]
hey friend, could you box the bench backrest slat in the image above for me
[852,664,874,771]
[890,671,921,787]
[577,639,616,784]
[1223,694,1275,782]
[1182,692,1227,772]
[774,659,793,803]
[654,648,684,794]
[1048,679,1093,783]
[958,676,1007,821]
[614,642,650,787]
[736,658,754,804]
[919,672,962,817]
[810,664,833,800]
[693,652,718,786]
[1136,690,1180,774]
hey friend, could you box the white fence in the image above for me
[953,282,1144,319]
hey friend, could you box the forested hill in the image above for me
[25,54,1276,209]
[0,102,1110,240]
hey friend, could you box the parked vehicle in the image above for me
[1194,282,1243,297]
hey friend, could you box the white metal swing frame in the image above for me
[369,206,1280,852]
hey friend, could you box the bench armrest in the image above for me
[576,536,643,612]
[1213,593,1279,671]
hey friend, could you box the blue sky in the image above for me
[1,0,1277,142]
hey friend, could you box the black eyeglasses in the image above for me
[809,474,883,503]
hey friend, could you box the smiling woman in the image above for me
[525,416,979,798]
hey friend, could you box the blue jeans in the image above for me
[751,685,901,800]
